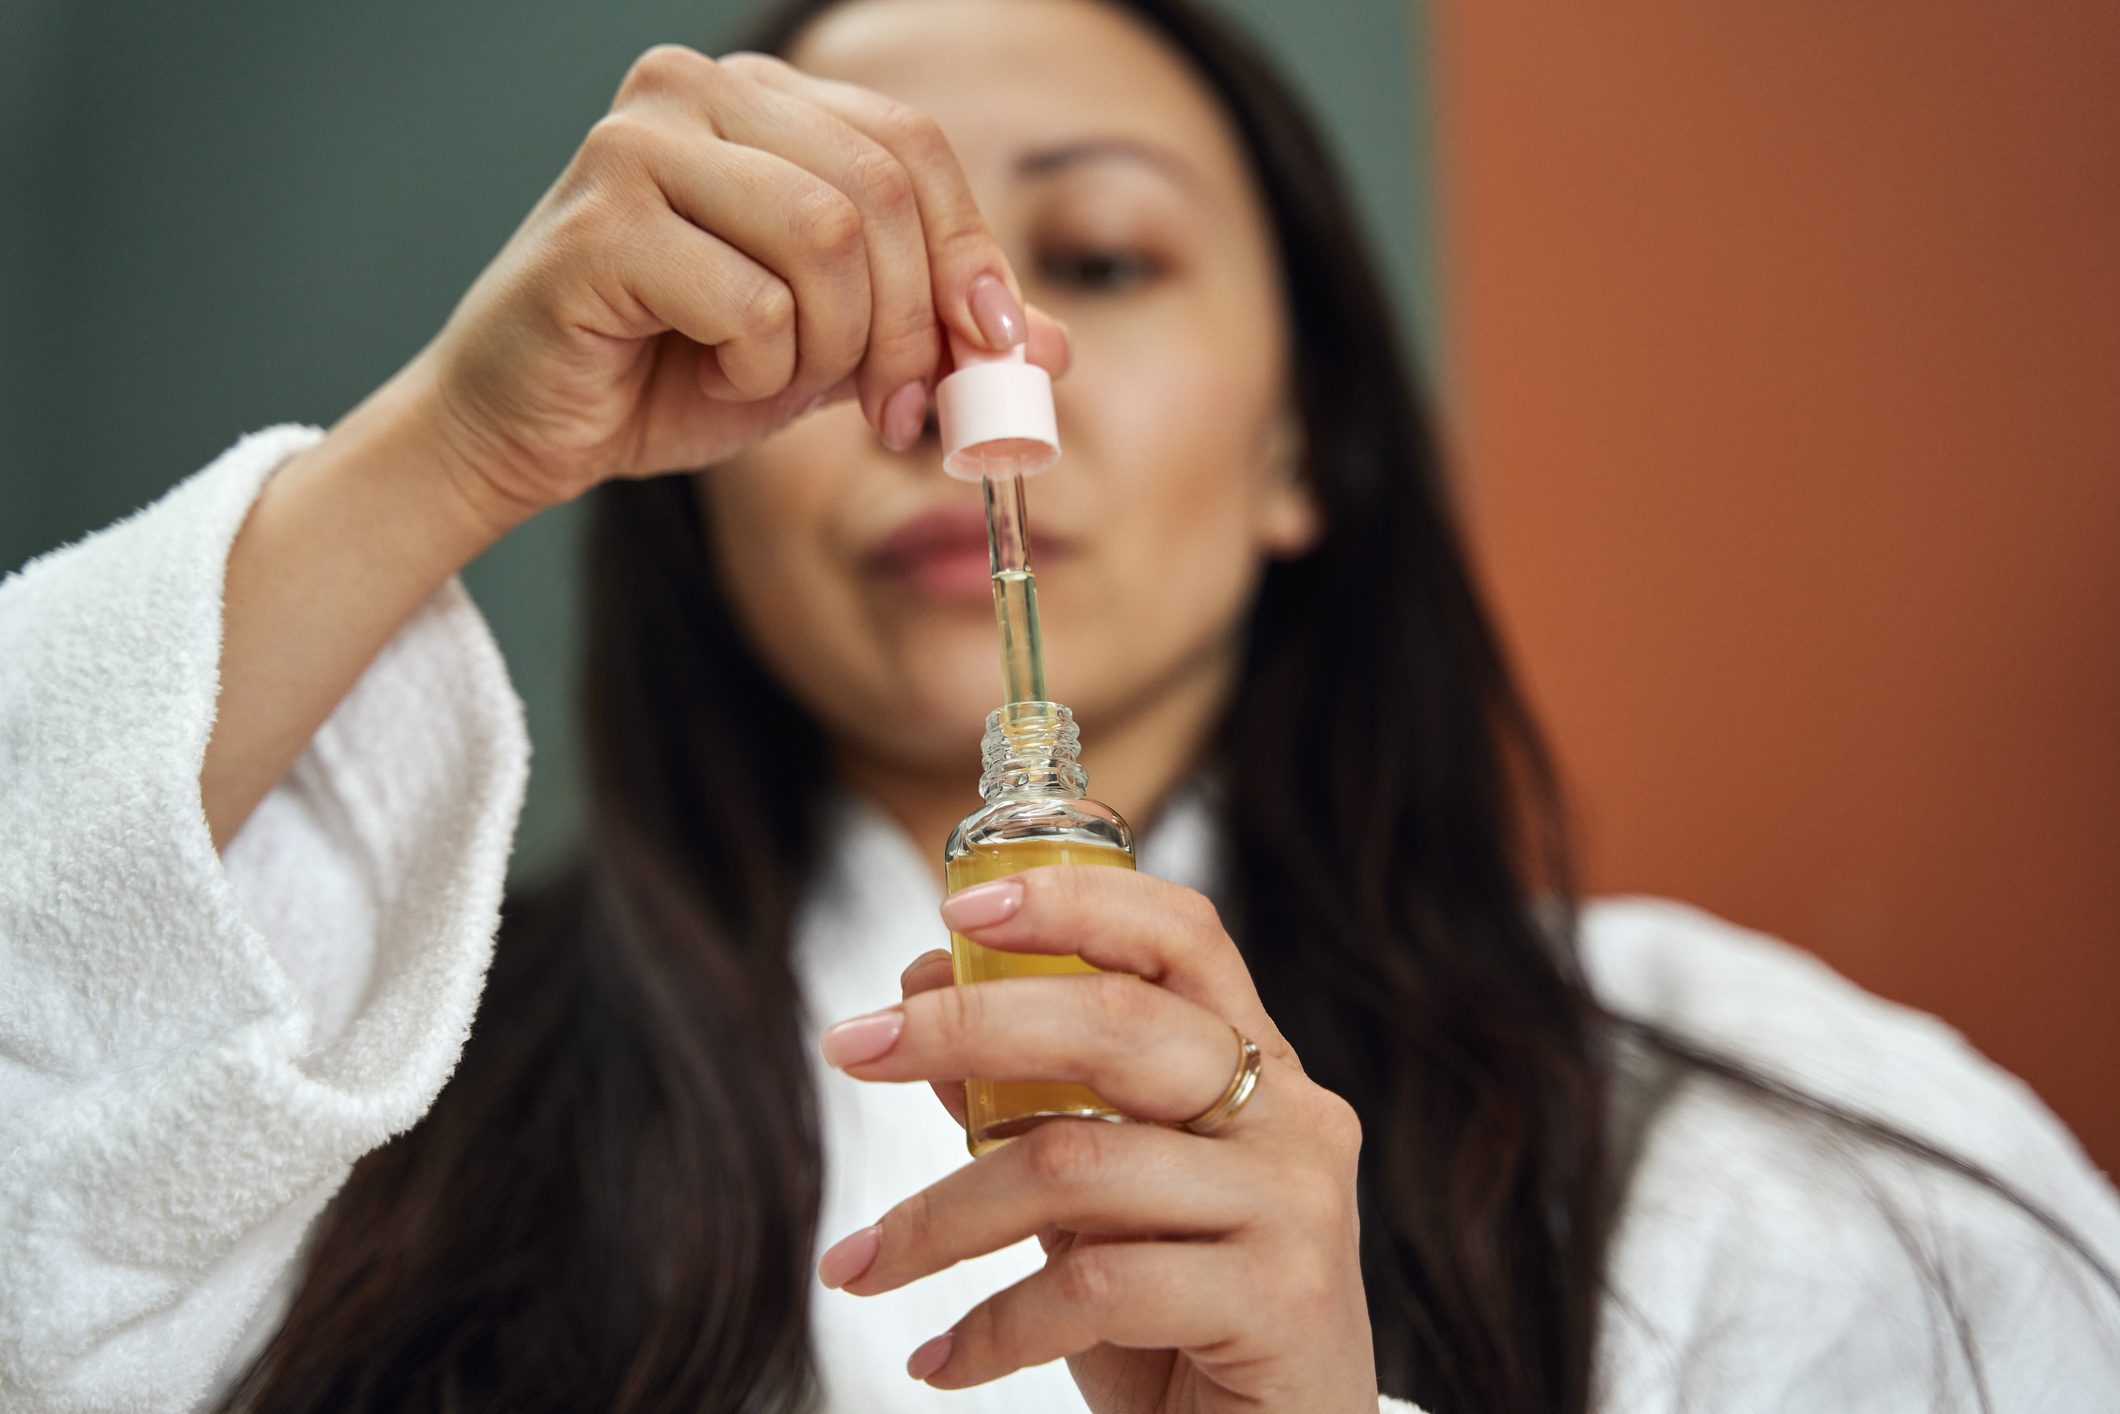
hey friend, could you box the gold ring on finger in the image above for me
[1180,1026,1263,1136]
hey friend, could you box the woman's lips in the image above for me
[864,502,1069,600]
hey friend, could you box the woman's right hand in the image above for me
[206,45,1066,850]
[404,44,1068,527]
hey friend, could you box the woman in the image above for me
[1,0,2114,1410]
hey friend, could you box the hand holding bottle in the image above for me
[816,866,1380,1414]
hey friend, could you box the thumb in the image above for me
[900,949,970,1130]
[1025,304,1071,380]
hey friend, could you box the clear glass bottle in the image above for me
[945,700,1134,1155]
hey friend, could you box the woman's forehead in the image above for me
[786,0,1247,197]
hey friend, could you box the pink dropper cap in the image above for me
[935,329,1060,481]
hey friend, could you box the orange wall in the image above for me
[1435,2,2120,1173]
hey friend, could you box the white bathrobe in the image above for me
[2,426,2116,1414]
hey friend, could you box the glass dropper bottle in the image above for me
[934,334,1136,1155]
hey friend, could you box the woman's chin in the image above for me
[830,658,1003,762]
[815,630,1117,773]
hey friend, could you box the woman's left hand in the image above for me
[815,865,1378,1413]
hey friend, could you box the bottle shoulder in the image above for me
[945,793,1134,860]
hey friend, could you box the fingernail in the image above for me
[907,1330,954,1382]
[968,273,1025,349]
[880,380,927,452]
[821,1007,904,1067]
[940,878,1023,930]
[817,1222,882,1290]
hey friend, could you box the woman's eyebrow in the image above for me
[1013,136,1205,191]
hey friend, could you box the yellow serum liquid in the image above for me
[947,836,1134,1154]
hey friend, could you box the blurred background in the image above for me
[2,1,2112,1172]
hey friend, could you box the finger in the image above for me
[631,126,872,402]
[900,948,954,994]
[634,366,859,476]
[722,54,1030,358]
[939,866,1296,1065]
[635,49,941,436]
[831,1119,1266,1298]
[573,197,799,402]
[831,974,1284,1135]
[900,949,967,1129]
[1024,304,1071,380]
[914,1242,1244,1389]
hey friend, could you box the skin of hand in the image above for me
[201,42,1067,848]
[815,864,1378,1413]
[412,43,1070,526]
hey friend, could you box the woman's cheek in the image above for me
[1050,483,1267,715]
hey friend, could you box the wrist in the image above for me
[404,346,568,542]
[307,352,542,573]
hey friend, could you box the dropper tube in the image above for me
[983,472,1048,706]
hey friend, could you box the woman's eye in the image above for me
[1035,247,1161,293]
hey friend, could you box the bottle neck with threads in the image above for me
[949,696,1125,860]
[978,701,1088,801]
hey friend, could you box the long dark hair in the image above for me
[223,2,2111,1411]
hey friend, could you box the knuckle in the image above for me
[926,979,985,1049]
[1021,1119,1108,1191]
[877,100,947,161]
[849,144,917,223]
[864,307,941,372]
[1316,1088,1364,1162]
[789,184,866,263]
[715,49,782,82]
[925,188,997,261]
[932,210,994,261]
[1180,887,1228,941]
[1087,972,1161,1042]
[622,43,711,98]
[550,185,644,269]
[1055,862,1100,911]
[890,1183,944,1259]
[1022,865,1074,925]
[578,114,658,185]
[955,1290,1006,1363]
[1052,1245,1117,1314]
[736,275,796,339]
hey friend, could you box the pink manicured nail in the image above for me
[906,1331,954,1382]
[821,1008,904,1067]
[817,1223,881,1290]
[967,273,1025,349]
[880,380,927,452]
[941,878,1023,930]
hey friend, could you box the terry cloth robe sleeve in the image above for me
[0,425,531,1412]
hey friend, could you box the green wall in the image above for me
[1,0,1431,879]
